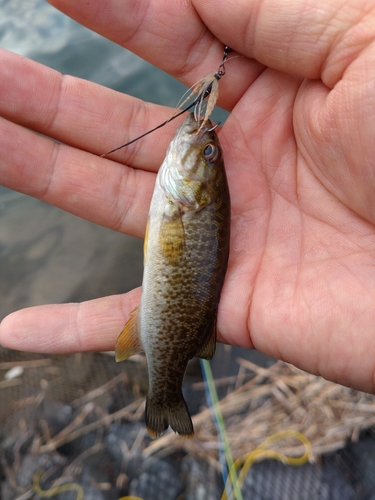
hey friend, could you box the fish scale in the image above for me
[115,113,230,438]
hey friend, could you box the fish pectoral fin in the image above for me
[196,321,217,360]
[143,217,150,266]
[159,213,185,266]
[115,306,143,362]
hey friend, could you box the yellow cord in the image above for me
[34,471,146,500]
[118,497,144,500]
[221,430,313,500]
[33,470,84,499]
[34,431,311,500]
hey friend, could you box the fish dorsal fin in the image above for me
[159,213,185,265]
[196,321,217,360]
[115,306,143,362]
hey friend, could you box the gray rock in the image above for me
[129,456,183,500]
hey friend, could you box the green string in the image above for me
[200,359,243,500]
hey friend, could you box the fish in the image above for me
[115,112,230,438]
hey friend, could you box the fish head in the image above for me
[159,113,224,211]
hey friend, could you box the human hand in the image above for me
[1,0,375,393]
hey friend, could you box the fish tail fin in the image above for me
[145,395,194,439]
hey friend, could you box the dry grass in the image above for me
[3,352,375,469]
[144,359,375,463]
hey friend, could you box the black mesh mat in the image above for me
[1,347,375,499]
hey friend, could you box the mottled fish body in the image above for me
[115,113,230,438]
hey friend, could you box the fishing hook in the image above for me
[193,46,231,122]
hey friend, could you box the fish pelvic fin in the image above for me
[196,320,217,360]
[115,306,143,362]
[145,395,194,439]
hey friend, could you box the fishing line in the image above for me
[100,100,197,157]
[200,359,243,500]
[200,359,229,487]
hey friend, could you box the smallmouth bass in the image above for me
[115,112,230,438]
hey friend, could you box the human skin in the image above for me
[1,0,375,392]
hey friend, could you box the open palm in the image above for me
[1,0,375,393]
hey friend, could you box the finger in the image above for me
[48,0,264,111]
[0,115,155,237]
[194,0,375,86]
[0,290,140,353]
[0,49,185,170]
[0,291,232,354]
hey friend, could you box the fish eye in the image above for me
[203,143,219,163]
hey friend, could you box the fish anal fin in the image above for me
[159,213,185,266]
[145,395,194,439]
[196,321,217,360]
[115,306,142,362]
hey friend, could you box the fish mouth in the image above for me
[180,112,214,140]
